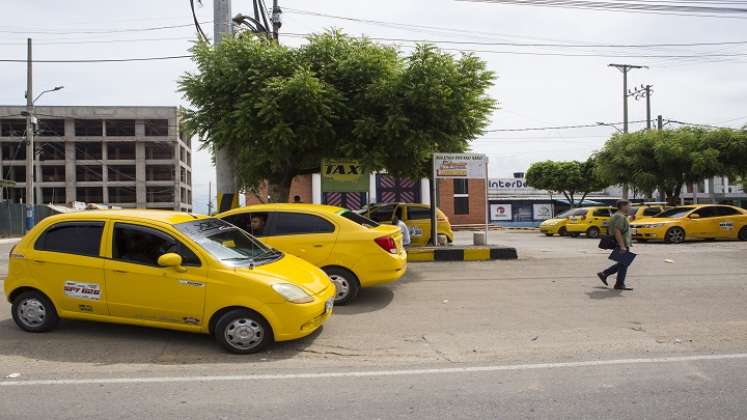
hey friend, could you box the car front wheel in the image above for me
[586,226,601,239]
[665,227,686,244]
[739,227,747,241]
[324,267,360,306]
[215,309,273,354]
[12,290,59,333]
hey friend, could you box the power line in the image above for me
[0,55,193,63]
[0,36,194,46]
[484,120,647,132]
[0,22,211,35]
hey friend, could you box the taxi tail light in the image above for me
[375,236,398,254]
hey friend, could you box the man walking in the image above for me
[598,200,635,291]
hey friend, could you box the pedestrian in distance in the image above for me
[598,200,636,291]
[392,212,411,248]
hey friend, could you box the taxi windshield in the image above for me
[175,218,279,266]
[655,207,695,219]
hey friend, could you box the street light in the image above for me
[32,85,63,105]
[596,122,624,133]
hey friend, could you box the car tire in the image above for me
[586,226,601,239]
[637,239,648,243]
[323,267,360,306]
[665,227,686,244]
[559,227,568,237]
[739,227,747,241]
[214,309,273,354]
[545,233,554,237]
[569,232,580,238]
[11,290,59,333]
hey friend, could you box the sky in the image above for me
[1,0,746,213]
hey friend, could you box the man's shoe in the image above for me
[614,286,633,291]
[597,272,608,286]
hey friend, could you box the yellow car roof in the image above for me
[42,209,210,225]
[217,203,345,217]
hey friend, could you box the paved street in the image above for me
[1,232,747,419]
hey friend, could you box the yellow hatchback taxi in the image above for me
[539,208,585,236]
[359,202,455,246]
[565,206,615,239]
[631,204,747,243]
[628,203,669,222]
[217,204,407,305]
[4,210,336,354]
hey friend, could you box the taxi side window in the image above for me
[369,204,396,222]
[222,212,268,237]
[716,207,740,216]
[35,221,104,257]
[112,223,200,267]
[407,207,432,220]
[643,207,662,216]
[593,209,611,217]
[268,212,335,236]
[693,207,719,218]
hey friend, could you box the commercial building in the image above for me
[0,106,192,211]
[681,176,747,208]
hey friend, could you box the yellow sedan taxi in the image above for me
[358,202,455,246]
[217,204,407,305]
[4,210,335,354]
[565,206,615,239]
[539,208,586,236]
[631,204,747,243]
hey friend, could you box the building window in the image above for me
[105,120,136,136]
[41,165,66,182]
[146,165,174,181]
[145,142,173,159]
[76,165,103,182]
[188,189,192,205]
[181,187,187,202]
[108,186,136,203]
[454,179,469,215]
[1,141,26,160]
[75,119,103,136]
[187,170,191,185]
[0,119,27,137]
[454,197,470,215]
[146,187,174,203]
[41,187,66,204]
[106,142,135,160]
[38,142,66,160]
[108,165,136,181]
[5,187,26,203]
[75,142,102,160]
[38,119,65,137]
[180,146,186,162]
[144,119,168,136]
[1,166,25,182]
[76,187,103,203]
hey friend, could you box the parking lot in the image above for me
[2,232,747,419]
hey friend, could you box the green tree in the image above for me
[179,31,495,202]
[525,158,607,207]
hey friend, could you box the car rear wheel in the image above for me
[586,226,601,239]
[739,227,747,241]
[11,290,59,333]
[323,267,360,306]
[665,227,686,244]
[215,309,273,354]
[558,227,568,237]
[569,232,580,238]
[544,233,554,237]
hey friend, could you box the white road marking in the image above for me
[2,353,747,387]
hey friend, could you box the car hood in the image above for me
[234,253,332,296]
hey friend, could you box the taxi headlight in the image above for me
[272,283,313,304]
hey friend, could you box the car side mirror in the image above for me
[158,253,186,272]
[688,213,700,219]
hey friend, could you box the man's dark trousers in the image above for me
[602,248,631,288]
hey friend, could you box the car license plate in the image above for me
[325,298,334,313]
[631,228,638,235]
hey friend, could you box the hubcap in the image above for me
[17,298,46,328]
[669,229,684,243]
[224,318,264,351]
[329,274,350,301]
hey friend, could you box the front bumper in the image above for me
[270,284,336,342]
[632,227,666,241]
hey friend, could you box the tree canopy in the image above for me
[525,158,607,207]
[179,30,496,202]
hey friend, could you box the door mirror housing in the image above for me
[158,253,186,272]
[688,213,701,219]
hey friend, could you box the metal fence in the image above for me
[0,202,55,237]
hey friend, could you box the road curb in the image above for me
[407,246,518,262]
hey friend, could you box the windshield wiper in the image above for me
[252,248,281,261]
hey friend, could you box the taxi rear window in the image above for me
[339,210,379,228]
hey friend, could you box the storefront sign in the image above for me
[321,159,369,192]
[490,204,512,221]
[489,178,546,195]
[433,153,488,179]
[533,203,553,220]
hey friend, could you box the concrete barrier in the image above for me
[407,246,518,262]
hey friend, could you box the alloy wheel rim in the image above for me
[224,318,264,351]
[329,274,350,300]
[18,298,46,328]
[670,229,684,243]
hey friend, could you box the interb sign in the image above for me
[321,159,369,192]
[433,153,488,179]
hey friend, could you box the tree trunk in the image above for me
[267,173,293,203]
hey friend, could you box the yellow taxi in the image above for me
[628,202,669,222]
[538,208,585,236]
[631,204,747,243]
[217,204,407,305]
[358,202,454,246]
[4,210,335,354]
[565,206,615,239]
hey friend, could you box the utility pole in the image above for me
[24,38,34,231]
[271,0,282,41]
[657,115,663,131]
[608,63,646,199]
[207,181,213,215]
[213,0,238,213]
[629,84,653,130]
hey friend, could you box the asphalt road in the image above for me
[1,232,746,419]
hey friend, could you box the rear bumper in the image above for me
[270,285,336,342]
[353,251,407,287]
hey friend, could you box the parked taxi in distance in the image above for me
[628,202,669,222]
[631,204,747,243]
[358,202,454,246]
[217,204,407,305]
[539,208,585,236]
[565,206,615,238]
[4,210,336,354]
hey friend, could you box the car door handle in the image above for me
[32,259,45,264]
[113,269,129,274]
[312,244,324,248]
